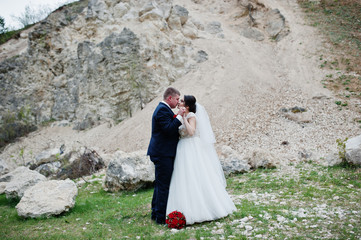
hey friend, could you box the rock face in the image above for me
[104,151,154,191]
[237,0,289,41]
[0,0,289,134]
[16,179,78,218]
[345,135,361,166]
[0,0,204,130]
[2,166,46,199]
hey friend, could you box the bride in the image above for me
[166,95,236,225]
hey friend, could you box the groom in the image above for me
[147,87,184,224]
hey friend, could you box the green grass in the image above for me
[0,162,360,239]
[298,0,361,104]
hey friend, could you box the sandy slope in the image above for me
[1,0,360,170]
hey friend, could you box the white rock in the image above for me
[3,166,46,199]
[104,150,154,191]
[277,215,287,223]
[34,148,62,165]
[16,179,78,218]
[246,149,279,169]
[211,229,224,234]
[322,152,342,166]
[345,135,361,166]
[245,225,253,231]
[220,146,251,175]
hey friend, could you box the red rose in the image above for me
[166,211,186,229]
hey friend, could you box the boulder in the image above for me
[265,9,285,39]
[241,28,265,41]
[34,147,62,166]
[56,148,105,180]
[29,145,75,177]
[322,152,342,166]
[345,135,361,166]
[246,149,278,169]
[3,167,46,199]
[220,146,251,175]
[35,161,62,177]
[16,179,78,218]
[104,151,154,191]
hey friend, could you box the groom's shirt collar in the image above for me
[161,101,171,110]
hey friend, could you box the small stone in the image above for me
[245,225,253,231]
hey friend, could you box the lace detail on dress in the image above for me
[179,112,199,139]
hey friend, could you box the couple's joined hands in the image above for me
[177,107,186,117]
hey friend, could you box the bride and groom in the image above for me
[147,87,236,225]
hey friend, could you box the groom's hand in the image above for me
[177,107,185,116]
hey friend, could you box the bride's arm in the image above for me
[183,116,196,136]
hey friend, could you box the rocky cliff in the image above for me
[1,0,208,128]
[0,0,290,129]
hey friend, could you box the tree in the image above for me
[12,4,52,28]
[0,16,7,34]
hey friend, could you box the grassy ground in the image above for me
[0,162,360,239]
[298,0,361,102]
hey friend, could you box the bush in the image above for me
[0,108,37,150]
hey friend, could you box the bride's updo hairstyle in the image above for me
[184,95,197,113]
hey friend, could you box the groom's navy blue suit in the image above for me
[147,102,182,224]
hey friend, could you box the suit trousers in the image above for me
[151,156,175,223]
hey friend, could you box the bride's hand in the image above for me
[178,107,185,116]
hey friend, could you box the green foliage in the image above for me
[0,16,7,34]
[336,137,348,162]
[12,5,52,28]
[0,106,37,150]
[0,25,33,45]
[298,0,361,71]
[300,0,361,103]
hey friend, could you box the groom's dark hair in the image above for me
[184,95,197,113]
[163,87,180,100]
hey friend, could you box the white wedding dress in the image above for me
[166,108,236,225]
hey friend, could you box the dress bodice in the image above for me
[179,112,200,139]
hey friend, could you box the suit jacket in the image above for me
[147,102,182,158]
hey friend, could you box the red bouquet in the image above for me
[166,211,186,229]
